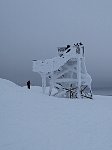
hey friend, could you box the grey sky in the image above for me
[0,0,112,88]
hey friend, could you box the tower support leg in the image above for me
[41,73,46,94]
[77,57,81,98]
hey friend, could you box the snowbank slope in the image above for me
[0,79,112,150]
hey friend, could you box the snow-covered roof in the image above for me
[32,45,84,74]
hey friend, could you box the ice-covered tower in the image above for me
[32,43,92,99]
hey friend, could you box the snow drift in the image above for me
[0,78,112,150]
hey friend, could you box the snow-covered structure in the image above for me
[32,43,92,99]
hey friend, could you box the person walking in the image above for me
[27,80,31,89]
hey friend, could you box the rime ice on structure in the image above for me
[32,43,93,99]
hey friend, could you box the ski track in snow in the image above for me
[0,78,112,150]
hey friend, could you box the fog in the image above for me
[0,0,112,89]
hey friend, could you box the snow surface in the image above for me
[0,78,112,150]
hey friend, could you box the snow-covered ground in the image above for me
[0,78,112,150]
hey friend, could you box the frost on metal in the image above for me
[32,43,92,99]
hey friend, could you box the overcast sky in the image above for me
[0,0,112,89]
